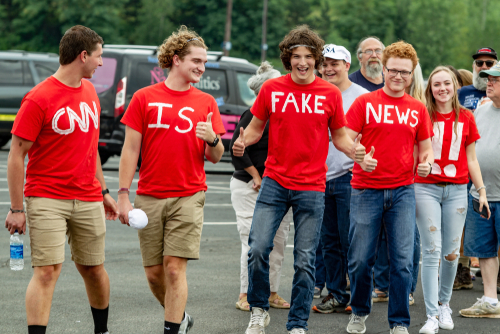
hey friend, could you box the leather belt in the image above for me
[435,182,455,187]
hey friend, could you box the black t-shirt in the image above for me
[230,109,269,183]
[348,69,384,92]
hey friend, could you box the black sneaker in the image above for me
[312,293,346,313]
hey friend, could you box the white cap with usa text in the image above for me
[323,44,351,64]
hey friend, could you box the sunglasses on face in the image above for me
[475,60,496,67]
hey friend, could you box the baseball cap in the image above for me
[479,62,500,78]
[472,47,497,60]
[323,44,351,63]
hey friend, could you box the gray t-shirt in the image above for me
[326,82,369,181]
[470,102,500,201]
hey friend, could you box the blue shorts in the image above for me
[464,193,500,258]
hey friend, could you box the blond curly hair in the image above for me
[382,40,419,70]
[279,25,324,71]
[157,25,207,69]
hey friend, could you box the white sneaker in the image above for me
[438,304,454,330]
[346,314,368,334]
[390,326,408,334]
[288,328,306,334]
[419,315,439,334]
[245,307,270,334]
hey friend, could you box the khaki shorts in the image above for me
[135,191,205,266]
[25,197,106,267]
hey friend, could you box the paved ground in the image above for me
[0,148,498,333]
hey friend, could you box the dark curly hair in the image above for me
[157,25,207,69]
[279,25,324,71]
[382,40,418,70]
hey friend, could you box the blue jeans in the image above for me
[415,183,467,316]
[320,173,351,304]
[464,194,500,258]
[247,177,325,331]
[314,238,327,289]
[412,223,421,294]
[348,185,415,328]
[374,231,390,293]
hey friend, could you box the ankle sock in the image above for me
[483,296,499,306]
[458,256,470,268]
[164,320,181,333]
[28,325,46,334]
[91,305,109,334]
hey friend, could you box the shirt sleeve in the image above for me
[465,110,480,146]
[230,110,255,169]
[250,82,269,122]
[121,92,144,134]
[209,98,226,136]
[345,96,364,133]
[328,92,346,131]
[11,98,45,142]
[416,105,432,142]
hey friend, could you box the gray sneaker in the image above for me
[314,287,323,299]
[312,293,346,314]
[179,313,194,334]
[346,314,368,334]
[459,297,500,318]
[245,307,270,334]
[288,328,306,334]
[390,326,409,334]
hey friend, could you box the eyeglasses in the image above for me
[486,77,500,84]
[386,67,412,78]
[475,60,496,68]
[360,49,383,56]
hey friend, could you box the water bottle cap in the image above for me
[14,230,18,233]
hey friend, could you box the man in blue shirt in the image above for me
[348,37,385,92]
[458,47,497,111]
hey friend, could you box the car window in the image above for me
[23,61,33,85]
[0,60,23,85]
[33,61,59,82]
[192,69,229,106]
[87,57,117,94]
[129,63,167,94]
[236,72,257,106]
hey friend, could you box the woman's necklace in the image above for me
[437,111,453,121]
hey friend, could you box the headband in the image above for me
[186,38,199,42]
[289,44,316,50]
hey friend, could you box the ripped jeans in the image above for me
[415,183,467,316]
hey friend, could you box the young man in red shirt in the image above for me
[117,26,225,334]
[232,25,375,334]
[5,26,118,334]
[345,41,434,334]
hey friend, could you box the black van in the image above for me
[0,51,60,147]
[90,45,258,164]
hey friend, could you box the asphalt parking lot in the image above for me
[0,148,498,334]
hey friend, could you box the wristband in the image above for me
[118,188,130,195]
[477,186,486,192]
[10,208,24,213]
[428,162,432,174]
[102,188,110,196]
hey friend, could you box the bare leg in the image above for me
[75,263,110,309]
[144,264,166,306]
[26,264,62,325]
[480,257,499,299]
[164,256,188,323]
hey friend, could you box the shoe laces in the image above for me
[422,315,438,329]
[439,304,453,323]
[392,325,407,333]
[290,329,306,334]
[321,293,334,304]
[349,313,364,325]
[249,309,266,328]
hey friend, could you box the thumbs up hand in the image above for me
[232,127,246,157]
[417,153,432,177]
[351,134,366,164]
[196,112,216,143]
[360,146,378,172]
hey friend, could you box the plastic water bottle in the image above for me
[10,230,24,271]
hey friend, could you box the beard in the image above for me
[364,58,383,79]
[473,70,487,91]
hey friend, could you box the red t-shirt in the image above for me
[415,109,479,184]
[121,82,225,199]
[251,74,346,192]
[346,89,432,189]
[11,77,102,201]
